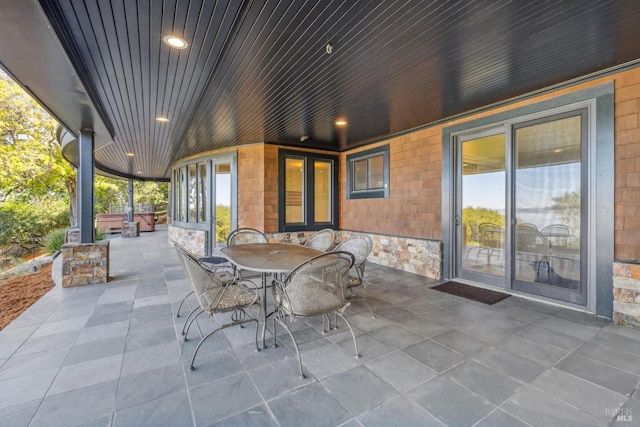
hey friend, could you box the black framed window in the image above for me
[347,145,389,199]
[172,161,208,224]
[278,149,338,232]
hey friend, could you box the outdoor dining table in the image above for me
[220,242,323,347]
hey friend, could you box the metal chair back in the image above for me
[226,228,268,246]
[303,228,335,251]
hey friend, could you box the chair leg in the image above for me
[272,316,277,348]
[322,314,331,333]
[183,309,205,341]
[181,306,201,336]
[275,317,304,379]
[346,291,375,319]
[335,311,360,359]
[190,318,258,370]
[176,290,194,318]
[363,297,375,319]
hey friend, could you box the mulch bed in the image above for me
[0,264,54,330]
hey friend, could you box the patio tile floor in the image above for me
[1,226,639,426]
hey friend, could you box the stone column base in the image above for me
[613,262,640,329]
[61,240,109,287]
[122,221,140,238]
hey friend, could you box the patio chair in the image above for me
[478,222,504,264]
[226,227,269,246]
[271,251,359,378]
[465,221,481,257]
[541,224,573,249]
[175,253,233,325]
[176,247,260,370]
[334,234,375,318]
[226,228,269,285]
[303,228,335,251]
[515,224,549,280]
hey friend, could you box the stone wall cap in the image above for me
[61,240,110,249]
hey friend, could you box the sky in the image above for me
[463,162,580,211]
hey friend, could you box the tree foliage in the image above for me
[0,71,168,256]
[0,71,74,251]
[94,177,168,214]
[0,71,75,208]
[0,200,68,249]
[551,190,580,234]
[462,206,505,245]
[215,205,231,244]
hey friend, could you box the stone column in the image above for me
[613,262,640,329]
[61,240,109,287]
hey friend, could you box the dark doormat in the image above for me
[431,282,510,305]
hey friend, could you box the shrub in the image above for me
[44,228,66,253]
[95,229,106,241]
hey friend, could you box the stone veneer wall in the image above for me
[267,230,442,280]
[168,225,207,256]
[121,221,139,238]
[613,262,640,328]
[61,241,109,287]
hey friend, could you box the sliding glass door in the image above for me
[457,128,507,286]
[454,110,587,305]
[210,160,233,253]
[511,111,586,305]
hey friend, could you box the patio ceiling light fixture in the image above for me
[126,152,135,157]
[163,35,188,49]
[335,119,347,126]
[156,116,169,122]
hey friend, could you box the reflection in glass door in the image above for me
[512,111,586,305]
[458,131,506,286]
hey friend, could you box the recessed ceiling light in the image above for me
[136,171,143,174]
[335,119,347,126]
[163,35,188,49]
[554,148,563,153]
[126,152,135,157]
[156,116,169,122]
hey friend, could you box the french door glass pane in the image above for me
[214,163,231,246]
[353,159,367,190]
[187,164,197,222]
[368,155,384,189]
[461,134,506,278]
[285,157,304,224]
[314,161,331,222]
[514,116,581,289]
[197,162,206,222]
[177,168,185,221]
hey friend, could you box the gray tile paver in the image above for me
[3,226,639,426]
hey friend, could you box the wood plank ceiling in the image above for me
[9,0,640,179]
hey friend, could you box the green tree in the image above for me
[94,176,128,214]
[134,181,168,206]
[0,70,76,222]
[551,191,580,234]
[462,206,505,245]
[93,177,168,214]
[215,205,231,243]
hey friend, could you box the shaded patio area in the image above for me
[1,227,639,426]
